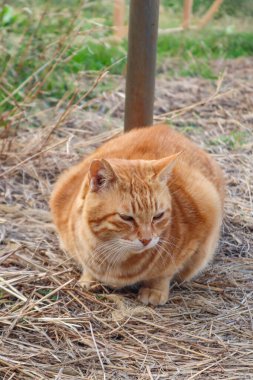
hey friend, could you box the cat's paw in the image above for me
[138,287,168,306]
[78,272,101,292]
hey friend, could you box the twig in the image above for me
[89,322,106,380]
[0,138,68,178]
[155,72,234,121]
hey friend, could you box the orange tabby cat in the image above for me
[50,124,224,305]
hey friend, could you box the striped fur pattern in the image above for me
[50,125,224,305]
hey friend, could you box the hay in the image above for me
[0,57,253,379]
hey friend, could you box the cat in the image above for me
[50,124,224,306]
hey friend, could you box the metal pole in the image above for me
[124,0,160,132]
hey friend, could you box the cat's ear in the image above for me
[153,152,181,182]
[88,159,117,192]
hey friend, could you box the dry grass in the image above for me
[0,57,253,379]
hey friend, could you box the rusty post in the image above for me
[124,0,160,132]
[182,0,193,29]
[113,0,126,39]
[198,0,223,29]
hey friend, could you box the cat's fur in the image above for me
[50,125,224,305]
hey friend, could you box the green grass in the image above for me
[209,130,250,150]
[157,30,253,78]
[158,31,253,60]
[0,2,127,115]
[162,0,253,17]
[0,1,253,119]
[67,43,126,73]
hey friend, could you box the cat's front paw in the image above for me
[78,272,101,292]
[138,287,168,306]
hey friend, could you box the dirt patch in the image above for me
[0,57,253,379]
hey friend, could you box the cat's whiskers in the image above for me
[94,240,131,268]
[105,251,121,284]
[84,242,119,270]
[155,241,179,270]
[95,244,122,267]
[106,241,162,281]
[104,245,132,283]
[159,236,178,249]
[154,244,167,266]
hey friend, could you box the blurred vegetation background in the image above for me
[0,0,252,128]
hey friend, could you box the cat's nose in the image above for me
[140,238,152,246]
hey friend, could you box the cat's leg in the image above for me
[138,277,170,306]
[177,222,221,282]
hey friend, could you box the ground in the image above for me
[0,57,253,379]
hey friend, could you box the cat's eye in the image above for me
[119,214,135,222]
[153,212,164,221]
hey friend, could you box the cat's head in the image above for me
[81,155,179,261]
